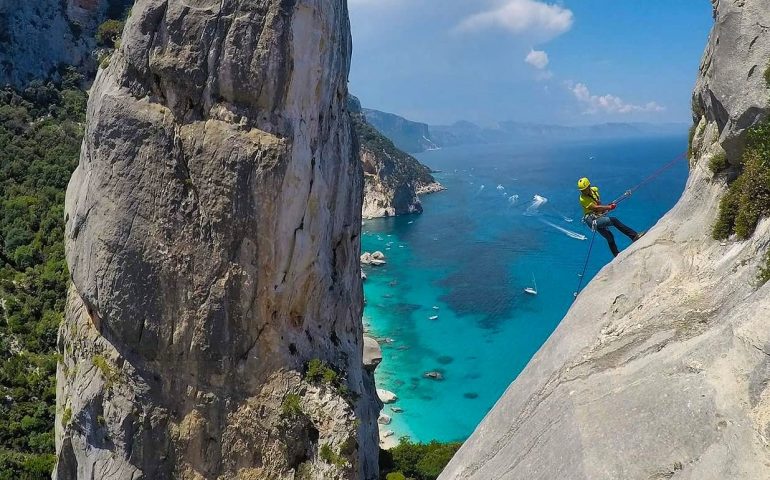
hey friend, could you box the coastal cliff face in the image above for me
[362,108,437,154]
[0,0,130,86]
[55,1,379,479]
[349,96,444,219]
[440,2,770,479]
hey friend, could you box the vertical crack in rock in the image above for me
[55,1,378,479]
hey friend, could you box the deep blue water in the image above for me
[362,136,688,443]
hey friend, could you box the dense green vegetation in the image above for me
[379,439,462,480]
[713,120,770,242]
[0,69,86,479]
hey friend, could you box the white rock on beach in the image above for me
[379,429,398,450]
[378,413,392,425]
[361,251,386,266]
[377,389,398,404]
[363,336,382,370]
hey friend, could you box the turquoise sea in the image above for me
[362,135,689,443]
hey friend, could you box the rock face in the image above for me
[0,0,131,86]
[349,95,444,219]
[55,1,379,479]
[692,0,770,161]
[440,2,770,479]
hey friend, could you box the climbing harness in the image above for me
[572,152,687,301]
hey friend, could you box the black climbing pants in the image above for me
[584,215,638,257]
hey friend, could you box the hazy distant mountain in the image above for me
[362,108,438,153]
[430,120,689,148]
[361,106,688,153]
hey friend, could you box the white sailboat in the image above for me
[524,274,538,296]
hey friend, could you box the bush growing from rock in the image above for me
[708,151,728,174]
[96,20,124,48]
[280,393,302,417]
[713,120,770,240]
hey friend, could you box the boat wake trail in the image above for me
[525,194,548,215]
[541,219,587,241]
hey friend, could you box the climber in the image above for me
[577,177,643,257]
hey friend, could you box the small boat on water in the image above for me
[524,274,538,296]
[429,315,439,320]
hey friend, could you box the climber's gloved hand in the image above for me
[608,203,617,211]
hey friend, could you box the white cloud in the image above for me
[569,82,665,114]
[525,49,549,69]
[457,0,574,42]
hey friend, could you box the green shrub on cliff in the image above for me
[386,472,407,480]
[708,151,728,174]
[0,77,86,478]
[713,120,770,240]
[764,62,770,89]
[687,124,697,160]
[319,444,347,468]
[280,393,302,417]
[96,19,124,48]
[759,250,770,285]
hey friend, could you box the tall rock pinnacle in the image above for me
[55,1,379,479]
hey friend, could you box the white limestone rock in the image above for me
[363,336,382,371]
[377,389,398,404]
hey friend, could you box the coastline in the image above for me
[363,315,413,450]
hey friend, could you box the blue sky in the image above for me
[348,0,713,126]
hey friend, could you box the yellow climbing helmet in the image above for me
[577,177,591,190]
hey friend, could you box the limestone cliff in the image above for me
[55,1,379,479]
[0,0,131,86]
[440,2,770,479]
[362,108,437,154]
[349,96,444,219]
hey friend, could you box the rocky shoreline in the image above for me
[416,181,446,196]
[360,248,437,450]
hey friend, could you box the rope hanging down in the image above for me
[573,228,597,299]
[572,151,687,301]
